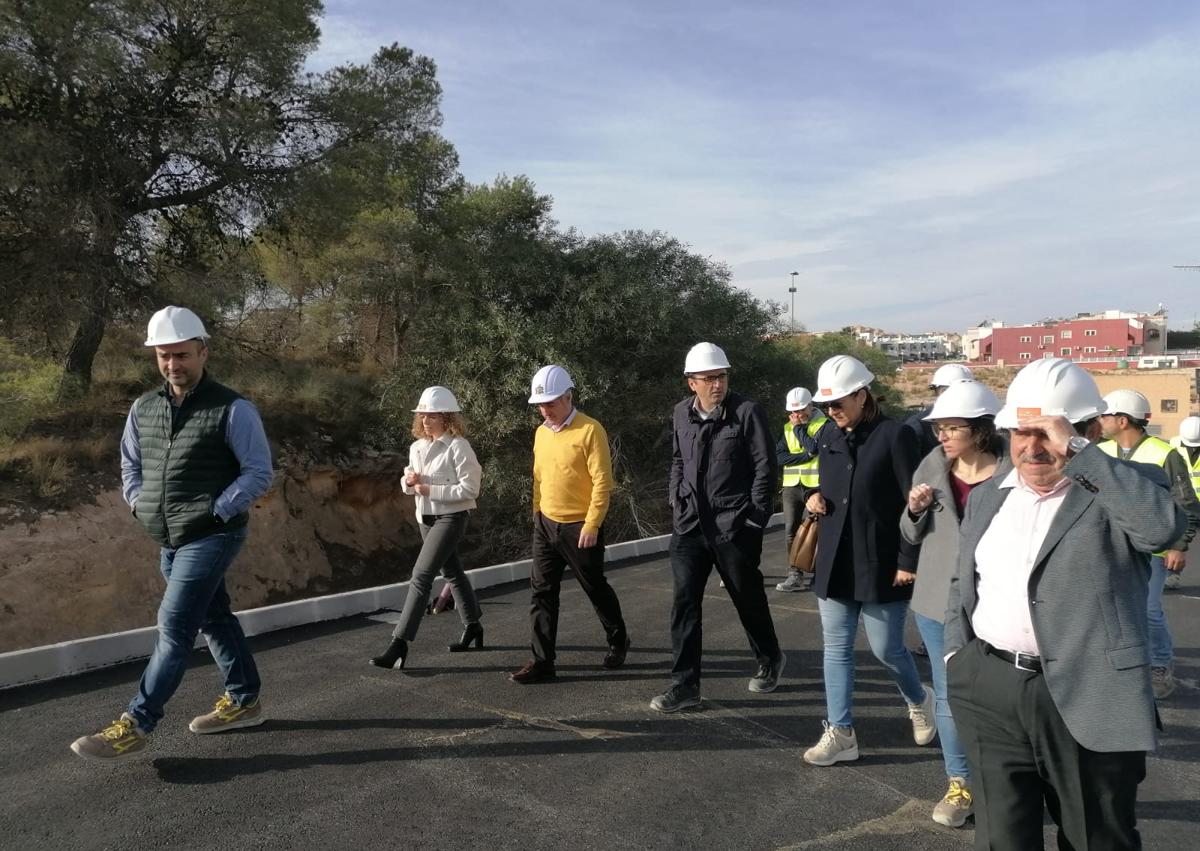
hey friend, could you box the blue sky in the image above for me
[314,2,1200,333]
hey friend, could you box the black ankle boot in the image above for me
[369,637,408,669]
[447,622,484,652]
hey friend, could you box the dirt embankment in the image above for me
[0,456,427,653]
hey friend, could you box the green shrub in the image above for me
[0,337,62,438]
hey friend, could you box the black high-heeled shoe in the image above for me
[369,637,408,669]
[447,622,484,652]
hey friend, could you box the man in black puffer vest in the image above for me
[71,307,273,762]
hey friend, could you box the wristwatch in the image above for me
[1066,435,1090,459]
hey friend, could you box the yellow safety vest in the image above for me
[1099,435,1175,554]
[1178,445,1200,500]
[782,415,826,488]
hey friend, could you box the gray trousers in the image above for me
[782,485,806,556]
[393,511,482,641]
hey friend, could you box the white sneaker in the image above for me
[1152,666,1176,700]
[1164,572,1182,591]
[775,571,811,592]
[932,777,973,827]
[908,686,936,745]
[803,721,859,766]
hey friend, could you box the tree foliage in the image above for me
[0,0,442,392]
[1,4,896,571]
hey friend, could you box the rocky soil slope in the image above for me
[0,456,427,653]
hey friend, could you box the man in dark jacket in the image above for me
[70,307,273,761]
[650,343,784,713]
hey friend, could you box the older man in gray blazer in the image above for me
[944,358,1186,851]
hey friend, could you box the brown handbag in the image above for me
[788,516,819,573]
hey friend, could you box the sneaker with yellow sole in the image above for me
[189,693,265,734]
[70,713,148,761]
[932,777,974,827]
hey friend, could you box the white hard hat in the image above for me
[814,355,874,402]
[786,387,813,411]
[144,306,208,347]
[1102,389,1152,420]
[412,386,461,413]
[683,342,731,375]
[994,358,1105,429]
[930,363,974,388]
[923,380,1001,421]
[528,364,574,404]
[1179,416,1200,447]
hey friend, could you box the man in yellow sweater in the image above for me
[510,364,629,684]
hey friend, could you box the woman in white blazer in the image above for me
[370,386,484,669]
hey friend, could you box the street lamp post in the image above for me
[789,271,799,336]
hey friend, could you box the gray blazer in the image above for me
[944,443,1186,753]
[900,448,1011,622]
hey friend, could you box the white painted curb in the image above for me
[0,514,781,690]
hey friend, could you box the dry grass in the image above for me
[892,364,1018,408]
[1,327,382,509]
[0,435,117,500]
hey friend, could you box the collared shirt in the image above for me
[402,434,482,520]
[691,397,723,421]
[970,467,1072,656]
[544,407,578,433]
[120,397,273,522]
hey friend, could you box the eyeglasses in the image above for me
[816,396,853,412]
[815,390,862,412]
[688,372,729,385]
[932,424,969,436]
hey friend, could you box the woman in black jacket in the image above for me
[800,355,933,767]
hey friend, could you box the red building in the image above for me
[971,313,1166,368]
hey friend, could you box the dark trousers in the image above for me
[948,639,1145,851]
[669,526,781,688]
[529,514,626,662]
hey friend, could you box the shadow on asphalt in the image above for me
[148,715,943,786]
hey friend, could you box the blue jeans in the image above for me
[817,596,925,729]
[1147,555,1173,668]
[127,528,260,732]
[913,612,970,780]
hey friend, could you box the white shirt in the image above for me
[970,468,1072,656]
[402,435,482,520]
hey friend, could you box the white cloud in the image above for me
[313,3,1200,334]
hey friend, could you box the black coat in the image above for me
[805,414,921,603]
[904,407,939,458]
[670,391,776,541]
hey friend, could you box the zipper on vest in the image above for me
[162,400,174,549]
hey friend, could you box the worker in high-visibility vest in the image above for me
[1168,416,1200,592]
[775,387,827,592]
[1098,391,1200,701]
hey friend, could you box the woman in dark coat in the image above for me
[801,355,933,767]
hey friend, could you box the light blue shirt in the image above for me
[120,396,274,522]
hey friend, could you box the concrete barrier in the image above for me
[0,514,783,689]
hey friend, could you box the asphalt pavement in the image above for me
[2,531,1198,850]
